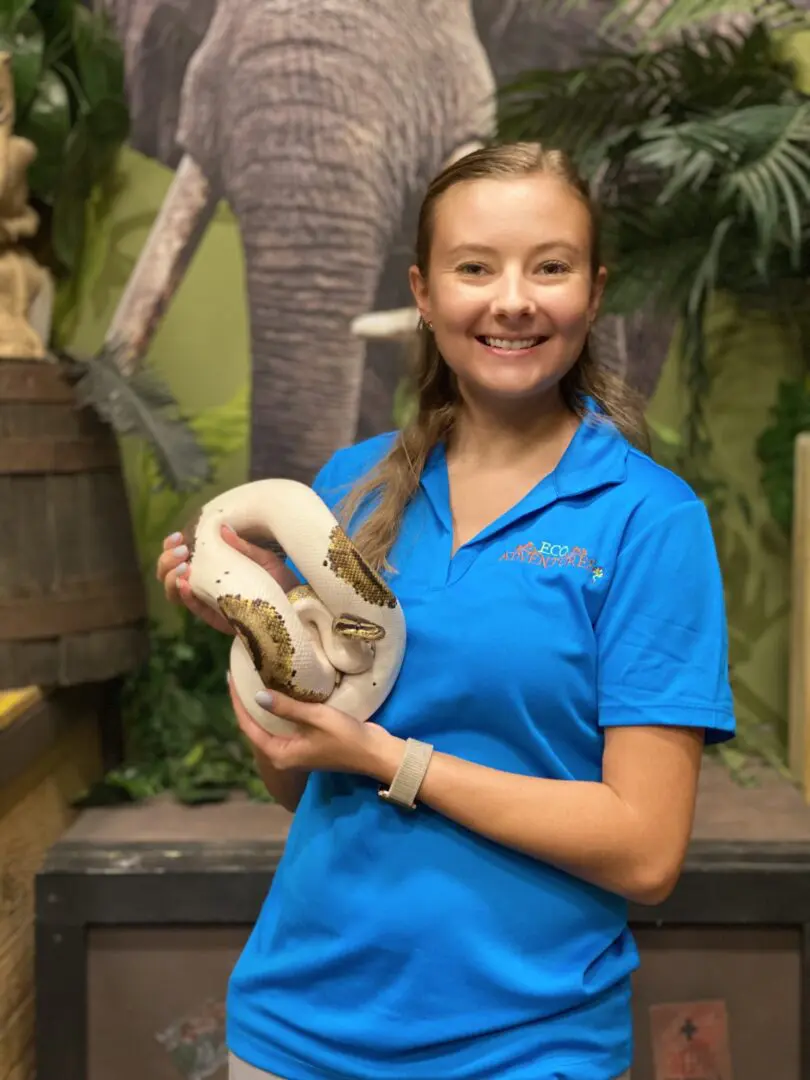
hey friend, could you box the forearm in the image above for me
[368,734,677,905]
[252,750,309,813]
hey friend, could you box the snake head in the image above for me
[332,614,386,642]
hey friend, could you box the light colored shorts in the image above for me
[229,1054,630,1079]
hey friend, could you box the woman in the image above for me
[157,142,735,1080]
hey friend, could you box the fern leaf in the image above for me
[60,345,213,492]
[614,0,808,38]
[547,0,809,38]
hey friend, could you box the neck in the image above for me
[448,386,579,468]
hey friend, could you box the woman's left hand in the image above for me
[228,676,401,780]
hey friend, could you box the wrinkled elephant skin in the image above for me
[109,0,495,484]
[106,0,217,168]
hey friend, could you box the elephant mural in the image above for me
[103,0,692,485]
[103,0,495,484]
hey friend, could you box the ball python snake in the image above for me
[186,479,407,735]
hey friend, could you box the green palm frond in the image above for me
[551,0,809,39]
[627,102,810,268]
[604,0,807,38]
[498,23,798,173]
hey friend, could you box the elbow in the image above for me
[621,852,686,907]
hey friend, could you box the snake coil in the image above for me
[186,479,407,734]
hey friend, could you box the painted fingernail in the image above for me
[255,690,274,711]
[176,561,188,576]
[168,532,183,544]
[173,545,188,558]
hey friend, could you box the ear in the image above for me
[408,265,430,324]
[588,266,608,325]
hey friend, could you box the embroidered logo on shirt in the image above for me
[499,541,605,583]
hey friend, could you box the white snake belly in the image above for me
[186,478,406,734]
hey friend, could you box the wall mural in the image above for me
[77,0,801,774]
[100,0,673,484]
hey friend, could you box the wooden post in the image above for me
[789,433,810,800]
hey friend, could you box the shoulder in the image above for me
[617,442,714,555]
[313,431,398,500]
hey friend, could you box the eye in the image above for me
[456,262,488,276]
[538,260,571,276]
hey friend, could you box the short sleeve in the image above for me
[595,500,735,745]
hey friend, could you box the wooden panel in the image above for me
[87,927,246,1080]
[0,359,147,689]
[0,362,74,403]
[633,927,801,1079]
[81,926,801,1080]
[0,438,121,472]
[0,702,103,1080]
[790,433,810,800]
[0,626,149,689]
[0,579,146,640]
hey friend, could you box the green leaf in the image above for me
[34,0,75,43]
[497,23,798,167]
[182,743,206,770]
[189,382,250,461]
[72,4,125,110]
[1,9,43,113]
[756,377,810,532]
[0,0,34,33]
[547,0,810,39]
[15,65,70,200]
[623,0,807,39]
[392,376,417,429]
[85,96,129,145]
[63,344,214,492]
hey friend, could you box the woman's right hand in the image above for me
[156,524,298,635]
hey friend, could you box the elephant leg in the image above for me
[236,152,395,485]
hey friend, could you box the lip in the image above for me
[475,334,549,357]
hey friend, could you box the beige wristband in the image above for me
[378,738,434,811]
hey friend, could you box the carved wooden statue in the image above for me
[0,50,50,360]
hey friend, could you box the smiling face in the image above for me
[409,173,606,410]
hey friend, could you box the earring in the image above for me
[418,316,434,332]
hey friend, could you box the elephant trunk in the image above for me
[236,154,396,485]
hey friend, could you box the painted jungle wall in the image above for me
[57,8,810,774]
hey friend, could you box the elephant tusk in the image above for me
[104,153,218,377]
[350,307,420,343]
[440,139,485,170]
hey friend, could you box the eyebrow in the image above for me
[445,241,581,259]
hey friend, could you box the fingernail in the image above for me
[168,532,183,544]
[176,561,188,576]
[173,545,188,558]
[222,522,234,533]
[255,690,274,711]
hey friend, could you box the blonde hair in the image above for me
[340,141,648,571]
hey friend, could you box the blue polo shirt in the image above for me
[226,408,735,1080]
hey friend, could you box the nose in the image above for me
[491,272,535,319]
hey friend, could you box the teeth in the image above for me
[483,336,541,350]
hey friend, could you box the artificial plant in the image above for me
[73,384,265,807]
[499,0,810,530]
[1,0,128,276]
[2,0,212,489]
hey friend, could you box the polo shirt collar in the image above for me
[418,399,629,542]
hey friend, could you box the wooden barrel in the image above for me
[0,359,149,689]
